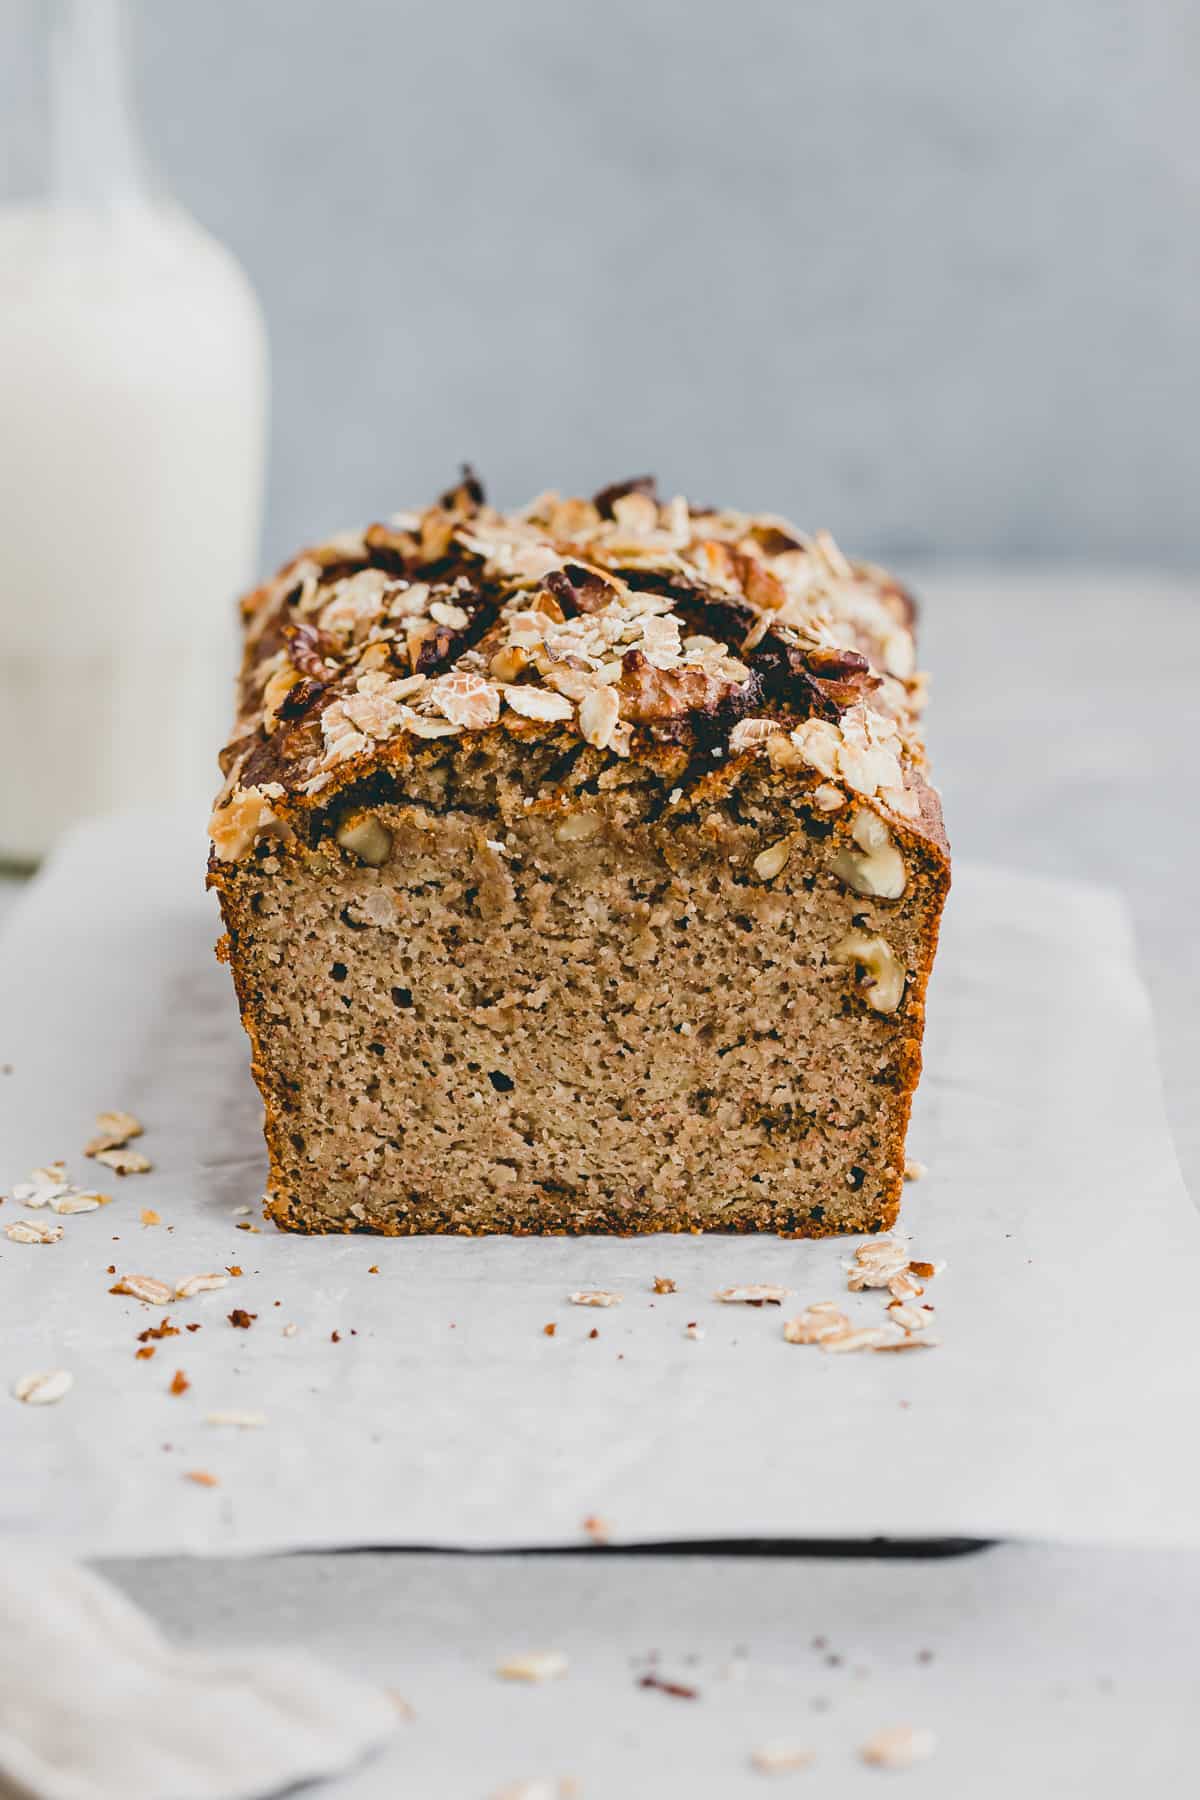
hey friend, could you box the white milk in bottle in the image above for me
[0,0,267,863]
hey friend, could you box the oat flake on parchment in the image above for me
[860,1724,937,1768]
[715,1284,791,1306]
[496,1650,568,1683]
[13,1369,72,1406]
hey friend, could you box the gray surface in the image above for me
[107,0,1200,565]
[98,1546,1199,1797]
[3,568,1199,1793]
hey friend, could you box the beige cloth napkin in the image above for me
[0,1554,396,1800]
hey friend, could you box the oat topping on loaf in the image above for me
[209,471,935,864]
[208,473,949,1239]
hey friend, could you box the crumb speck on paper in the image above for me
[638,1672,698,1700]
[903,1158,927,1182]
[543,1322,557,1337]
[135,1345,155,1361]
[685,1321,704,1340]
[227,1309,256,1329]
[582,1513,610,1544]
[168,1369,190,1396]
[368,1264,380,1274]
[138,1318,178,1342]
[282,1323,298,1338]
[569,1289,621,1307]
[184,1469,219,1488]
[652,1276,677,1294]
[205,1410,266,1429]
[140,1208,160,1227]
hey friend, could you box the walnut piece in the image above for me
[336,814,393,867]
[830,808,907,899]
[831,930,906,1014]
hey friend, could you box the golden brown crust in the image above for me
[208,472,939,868]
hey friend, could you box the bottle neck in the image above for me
[49,0,151,214]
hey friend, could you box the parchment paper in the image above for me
[1,817,1197,1558]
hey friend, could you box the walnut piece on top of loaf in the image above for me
[208,471,949,1236]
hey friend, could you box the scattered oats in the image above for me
[184,1469,219,1488]
[668,786,683,804]
[282,1323,298,1338]
[496,1651,568,1683]
[205,1410,266,1429]
[886,1302,934,1332]
[852,1236,909,1266]
[11,1164,71,1206]
[92,1146,152,1176]
[821,1327,893,1354]
[783,1307,850,1344]
[110,1275,174,1305]
[874,1333,940,1353]
[6,1218,63,1244]
[860,1725,937,1769]
[652,1276,677,1294]
[501,684,574,723]
[231,1205,252,1216]
[568,1290,621,1307]
[886,1271,925,1302]
[174,1273,229,1299]
[578,682,621,752]
[140,1208,161,1227]
[685,1322,705,1340]
[846,1239,912,1290]
[715,1284,791,1306]
[751,1742,816,1774]
[50,1191,108,1214]
[13,1369,72,1406]
[904,1158,927,1182]
[84,1111,143,1156]
[429,599,470,630]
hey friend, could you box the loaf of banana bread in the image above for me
[209,472,949,1236]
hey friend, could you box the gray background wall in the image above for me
[131,0,1198,569]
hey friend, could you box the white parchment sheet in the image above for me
[1,818,1197,1557]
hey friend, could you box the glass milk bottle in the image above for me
[0,0,267,864]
